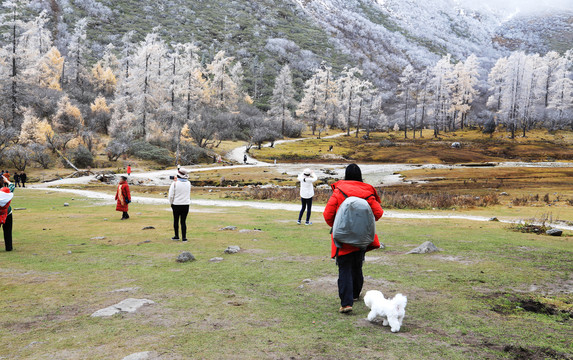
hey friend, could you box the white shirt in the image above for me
[298,172,318,199]
[168,179,191,205]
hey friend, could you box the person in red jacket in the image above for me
[323,164,384,313]
[115,176,131,220]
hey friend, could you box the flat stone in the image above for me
[209,257,224,262]
[90,298,154,317]
[239,229,263,233]
[63,203,70,207]
[122,351,158,360]
[13,207,26,211]
[176,251,196,263]
[302,279,312,283]
[224,246,241,254]
[489,217,499,222]
[500,192,509,196]
[137,240,152,245]
[407,241,440,254]
[136,212,143,215]
[91,236,106,240]
[111,287,140,293]
[142,226,155,230]
[219,226,238,231]
[546,229,563,236]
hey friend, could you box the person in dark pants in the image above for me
[168,168,191,242]
[19,172,27,187]
[243,154,247,164]
[323,164,384,313]
[0,175,15,252]
[13,172,20,187]
[297,168,317,225]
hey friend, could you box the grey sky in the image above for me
[461,0,573,14]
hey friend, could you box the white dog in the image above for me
[364,290,407,332]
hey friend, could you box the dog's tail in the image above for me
[393,293,407,312]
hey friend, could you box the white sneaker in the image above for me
[297,220,301,225]
[305,222,312,226]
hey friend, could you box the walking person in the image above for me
[127,164,131,176]
[13,172,20,188]
[0,175,15,252]
[297,168,317,225]
[115,176,131,220]
[19,171,27,188]
[323,164,384,313]
[168,168,191,242]
[243,154,247,164]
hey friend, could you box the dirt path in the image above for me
[28,187,573,231]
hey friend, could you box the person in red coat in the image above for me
[127,165,131,176]
[115,176,131,220]
[323,164,384,313]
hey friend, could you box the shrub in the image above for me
[71,145,94,168]
[129,140,173,165]
[179,143,211,165]
[106,139,129,161]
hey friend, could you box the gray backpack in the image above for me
[332,189,376,250]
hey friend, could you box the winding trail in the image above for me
[28,131,573,231]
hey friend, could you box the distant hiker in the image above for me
[0,175,15,251]
[329,145,334,152]
[115,176,131,220]
[323,164,383,314]
[297,168,318,225]
[3,170,9,181]
[127,164,132,176]
[168,168,191,242]
[19,172,27,188]
[243,154,247,164]
[13,172,20,188]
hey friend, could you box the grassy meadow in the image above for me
[0,189,572,359]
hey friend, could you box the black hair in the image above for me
[344,163,363,182]
[120,176,128,181]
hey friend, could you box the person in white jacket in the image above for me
[168,168,191,241]
[297,168,318,225]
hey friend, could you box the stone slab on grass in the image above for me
[91,298,155,317]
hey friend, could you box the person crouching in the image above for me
[115,176,131,220]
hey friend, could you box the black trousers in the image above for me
[298,197,313,222]
[1,214,13,251]
[337,251,365,307]
[171,205,189,239]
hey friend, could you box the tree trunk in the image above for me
[355,98,362,138]
[346,88,353,136]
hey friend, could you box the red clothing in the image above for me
[323,180,384,258]
[127,166,131,175]
[115,182,131,212]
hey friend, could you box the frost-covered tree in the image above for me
[547,50,573,130]
[270,64,296,136]
[206,51,239,110]
[338,67,363,136]
[430,54,453,137]
[398,65,416,138]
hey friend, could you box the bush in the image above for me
[71,145,94,168]
[129,140,174,165]
[106,139,130,161]
[179,143,210,165]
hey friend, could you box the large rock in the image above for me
[546,229,563,236]
[176,251,196,263]
[224,246,241,254]
[407,241,440,254]
[91,298,155,317]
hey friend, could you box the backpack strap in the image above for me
[338,188,349,199]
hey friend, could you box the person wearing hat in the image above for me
[297,168,318,225]
[168,168,191,241]
[0,175,15,251]
[115,176,131,220]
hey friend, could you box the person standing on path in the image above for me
[13,172,20,187]
[323,164,384,313]
[243,154,247,164]
[115,176,131,220]
[168,168,191,242]
[297,168,318,225]
[19,172,27,188]
[0,175,15,252]
[127,164,131,176]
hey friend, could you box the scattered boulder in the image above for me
[209,257,224,262]
[451,142,461,149]
[95,171,117,184]
[111,287,140,293]
[407,241,440,254]
[224,246,241,254]
[500,192,509,196]
[239,228,263,233]
[546,229,563,237]
[219,226,237,231]
[13,208,26,211]
[142,226,155,230]
[91,236,106,240]
[64,203,70,207]
[302,279,312,283]
[176,251,196,263]
[489,217,499,222]
[90,298,155,317]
